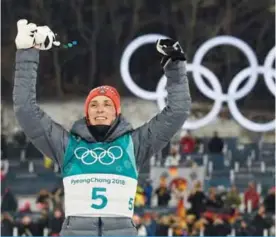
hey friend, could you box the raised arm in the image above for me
[13,48,68,167]
[132,39,191,168]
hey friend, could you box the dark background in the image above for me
[1,0,275,113]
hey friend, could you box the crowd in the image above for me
[1,130,275,236]
[1,187,64,236]
[1,177,275,236]
[133,181,275,236]
[179,131,224,155]
[161,131,225,168]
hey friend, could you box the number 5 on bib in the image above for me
[91,187,108,209]
[128,197,134,210]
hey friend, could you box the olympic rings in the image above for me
[74,146,123,165]
[120,34,276,132]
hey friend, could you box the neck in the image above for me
[87,116,119,141]
[88,125,110,142]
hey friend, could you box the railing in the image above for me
[12,226,271,236]
[166,227,271,236]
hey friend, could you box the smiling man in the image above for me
[13,20,191,236]
[85,87,121,141]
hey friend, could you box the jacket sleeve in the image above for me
[13,48,69,167]
[131,60,191,169]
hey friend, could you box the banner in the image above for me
[150,166,205,191]
[150,166,206,210]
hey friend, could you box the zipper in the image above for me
[98,217,102,236]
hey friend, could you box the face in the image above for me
[195,181,202,190]
[170,147,178,156]
[133,215,141,225]
[248,182,255,189]
[241,221,247,228]
[22,216,32,225]
[186,216,195,224]
[259,205,265,215]
[231,185,237,192]
[54,209,62,218]
[160,178,167,188]
[88,96,116,125]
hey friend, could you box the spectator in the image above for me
[225,185,241,208]
[155,178,171,207]
[206,187,224,209]
[187,181,207,219]
[1,212,14,236]
[144,180,153,207]
[49,208,64,236]
[194,137,203,153]
[193,217,207,236]
[208,131,224,154]
[244,182,260,211]
[37,208,50,236]
[172,219,188,236]
[216,186,228,204]
[143,213,157,236]
[155,215,170,236]
[164,146,180,167]
[203,217,215,236]
[264,187,275,213]
[212,217,231,236]
[180,130,196,154]
[236,220,251,236]
[251,205,272,236]
[135,185,146,208]
[51,187,64,209]
[36,189,51,210]
[37,189,50,202]
[186,214,196,235]
[1,188,18,212]
[18,215,38,236]
[19,201,32,214]
[133,214,147,236]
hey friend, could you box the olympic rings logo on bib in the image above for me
[120,34,275,132]
[74,146,123,165]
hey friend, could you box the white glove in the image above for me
[34,26,60,50]
[15,19,37,49]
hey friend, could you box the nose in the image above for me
[96,105,104,113]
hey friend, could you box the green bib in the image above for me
[62,133,138,180]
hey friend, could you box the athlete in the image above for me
[13,20,191,236]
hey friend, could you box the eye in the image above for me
[90,104,97,107]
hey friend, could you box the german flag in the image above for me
[203,207,238,223]
[169,178,187,191]
[168,166,178,177]
[176,197,186,218]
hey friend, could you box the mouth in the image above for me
[95,116,107,121]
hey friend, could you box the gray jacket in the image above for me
[13,49,191,171]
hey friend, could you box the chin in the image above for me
[92,120,111,126]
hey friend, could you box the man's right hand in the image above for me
[15,19,37,49]
[15,19,60,51]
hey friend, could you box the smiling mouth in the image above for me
[95,117,107,120]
